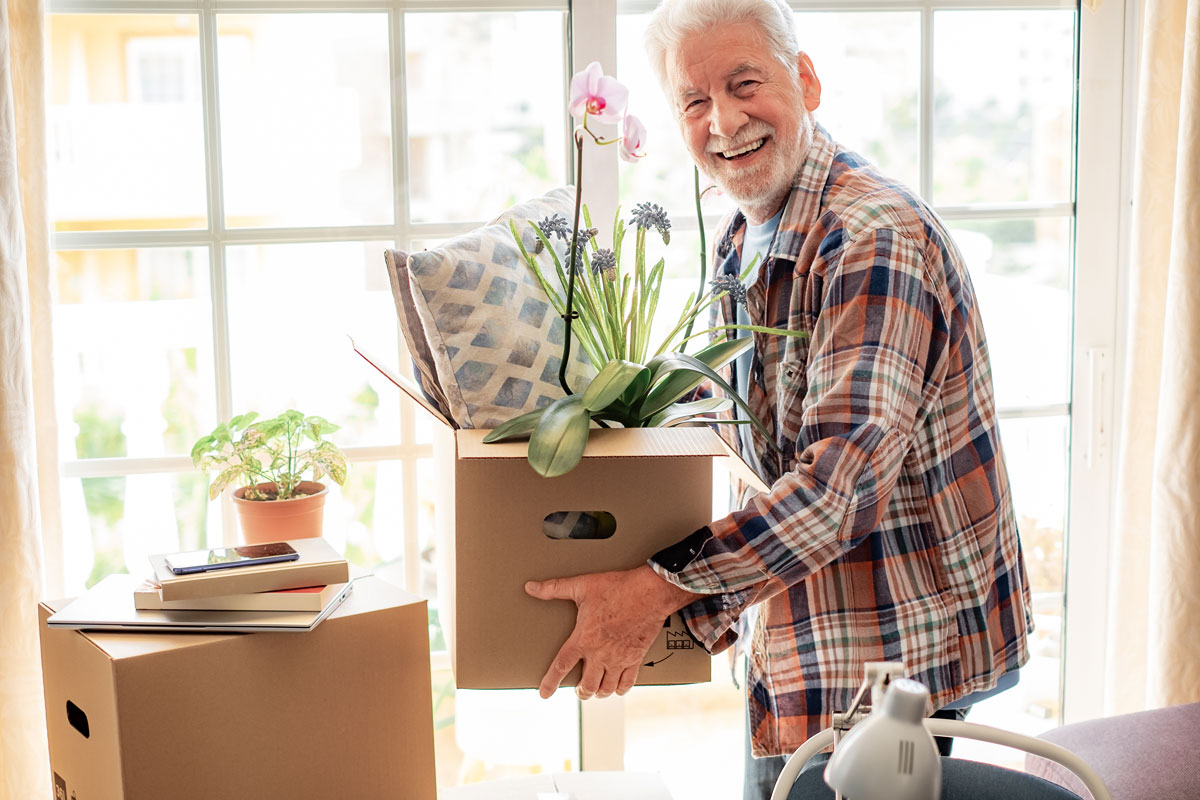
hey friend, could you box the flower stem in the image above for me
[559,131,586,395]
[683,166,708,349]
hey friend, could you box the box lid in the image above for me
[455,425,730,460]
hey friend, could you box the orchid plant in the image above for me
[484,62,805,478]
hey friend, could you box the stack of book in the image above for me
[47,537,356,633]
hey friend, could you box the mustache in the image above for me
[705,121,775,154]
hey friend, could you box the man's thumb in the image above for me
[525,577,569,600]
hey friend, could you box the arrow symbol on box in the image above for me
[643,653,674,668]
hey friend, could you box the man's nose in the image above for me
[709,98,748,139]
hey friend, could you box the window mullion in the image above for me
[919,6,934,202]
[197,6,238,547]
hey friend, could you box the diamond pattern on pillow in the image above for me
[385,186,594,429]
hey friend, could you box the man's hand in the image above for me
[525,564,702,700]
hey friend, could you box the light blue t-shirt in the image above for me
[733,210,783,464]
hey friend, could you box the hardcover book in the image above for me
[133,580,345,612]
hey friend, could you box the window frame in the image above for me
[43,0,1131,777]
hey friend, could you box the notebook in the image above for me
[46,572,357,633]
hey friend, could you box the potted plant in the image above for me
[191,409,348,544]
[484,62,806,477]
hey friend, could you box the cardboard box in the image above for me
[148,536,349,601]
[437,426,743,690]
[38,576,435,800]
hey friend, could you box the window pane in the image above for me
[795,11,921,190]
[48,15,207,231]
[949,217,1072,408]
[217,13,393,228]
[405,11,568,223]
[933,10,1075,205]
[61,472,209,596]
[225,241,406,446]
[53,247,215,460]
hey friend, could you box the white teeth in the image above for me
[721,138,764,158]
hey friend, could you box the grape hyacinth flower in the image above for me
[630,202,671,244]
[590,248,617,279]
[534,213,572,253]
[710,274,748,309]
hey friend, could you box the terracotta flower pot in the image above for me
[232,481,329,544]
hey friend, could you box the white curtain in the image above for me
[0,1,60,797]
[1106,0,1200,714]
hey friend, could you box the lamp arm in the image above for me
[923,718,1111,800]
[768,728,835,800]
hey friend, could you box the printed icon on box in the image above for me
[665,631,694,650]
[53,773,66,800]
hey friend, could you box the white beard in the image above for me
[706,109,814,224]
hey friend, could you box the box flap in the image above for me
[349,336,455,429]
[715,435,772,494]
[456,425,729,460]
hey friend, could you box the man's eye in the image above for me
[737,80,758,91]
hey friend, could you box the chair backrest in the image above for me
[783,753,1085,800]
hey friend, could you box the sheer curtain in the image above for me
[1106,0,1200,714]
[1,1,60,797]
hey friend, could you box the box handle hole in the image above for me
[543,511,616,540]
[66,700,90,738]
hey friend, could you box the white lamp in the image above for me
[768,665,1112,800]
[823,678,942,800]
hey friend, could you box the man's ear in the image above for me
[796,52,822,112]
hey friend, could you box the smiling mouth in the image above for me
[719,138,766,160]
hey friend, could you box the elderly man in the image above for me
[525,0,1033,794]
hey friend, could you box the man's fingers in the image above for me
[596,666,622,699]
[616,666,639,696]
[539,639,582,699]
[576,660,604,701]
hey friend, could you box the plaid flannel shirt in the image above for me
[649,125,1033,757]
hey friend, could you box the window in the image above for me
[46,1,576,789]
[46,0,1123,796]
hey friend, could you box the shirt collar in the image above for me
[770,122,838,261]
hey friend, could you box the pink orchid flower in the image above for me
[619,114,648,162]
[568,61,628,125]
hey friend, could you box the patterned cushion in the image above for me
[385,187,594,429]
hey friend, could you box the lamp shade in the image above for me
[824,678,942,800]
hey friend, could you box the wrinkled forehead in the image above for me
[664,22,775,98]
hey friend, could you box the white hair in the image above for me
[643,0,800,93]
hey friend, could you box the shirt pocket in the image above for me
[775,358,809,456]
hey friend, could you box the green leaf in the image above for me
[482,406,549,443]
[190,434,215,464]
[528,395,591,478]
[638,350,769,438]
[640,338,753,418]
[581,360,647,412]
[646,396,733,428]
[618,367,652,407]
